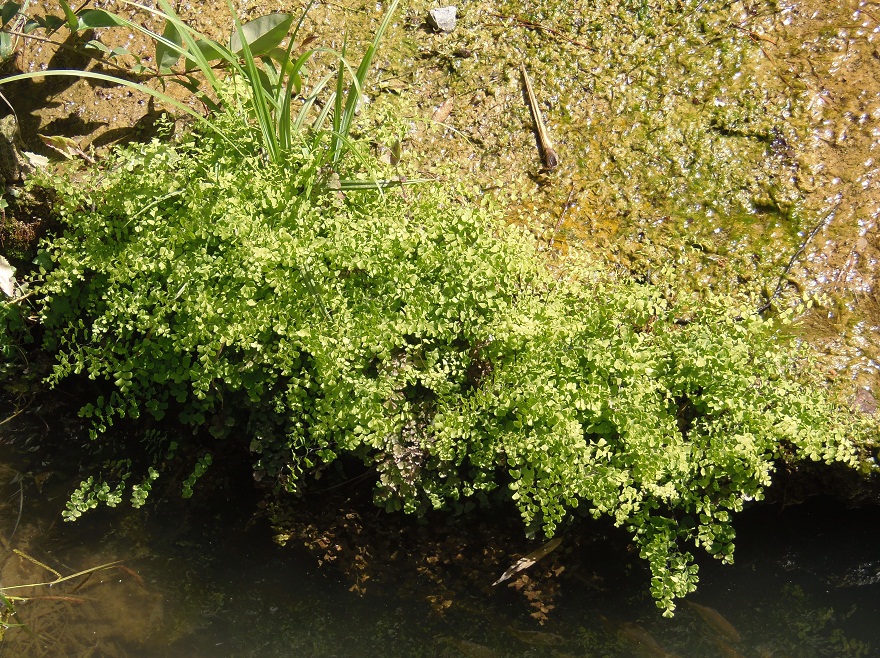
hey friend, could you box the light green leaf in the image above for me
[229,13,293,56]
[59,0,78,31]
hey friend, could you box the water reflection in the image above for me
[0,439,877,657]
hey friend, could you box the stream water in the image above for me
[0,435,878,658]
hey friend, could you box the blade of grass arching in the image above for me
[87,3,211,77]
[242,42,279,161]
[0,70,243,155]
[88,0,237,104]
[290,0,316,45]
[309,53,370,165]
[286,48,338,139]
[328,131,385,199]
[334,0,399,163]
[272,0,314,96]
[278,78,293,149]
[256,64,283,113]
[329,36,347,163]
[278,67,295,150]
[228,0,279,162]
[294,70,336,133]
[338,177,429,191]
[122,0,242,106]
[275,0,318,149]
[275,44,319,149]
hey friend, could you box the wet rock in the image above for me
[428,6,457,33]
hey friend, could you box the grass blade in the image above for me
[330,35,347,163]
[226,0,278,161]
[334,0,399,163]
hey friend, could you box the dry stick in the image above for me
[521,64,558,170]
[0,398,32,427]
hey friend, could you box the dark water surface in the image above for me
[1,436,878,658]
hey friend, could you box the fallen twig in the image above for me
[521,64,558,170]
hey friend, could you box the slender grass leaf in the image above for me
[228,1,278,162]
[290,0,316,45]
[131,1,234,85]
[229,13,293,56]
[294,70,336,133]
[265,47,296,81]
[270,0,316,149]
[330,37,347,162]
[337,177,427,191]
[333,0,399,163]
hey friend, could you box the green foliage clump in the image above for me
[30,110,868,614]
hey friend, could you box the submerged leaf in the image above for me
[493,537,562,586]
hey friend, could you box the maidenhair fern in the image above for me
[29,108,872,614]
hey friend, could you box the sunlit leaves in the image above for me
[30,107,870,616]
